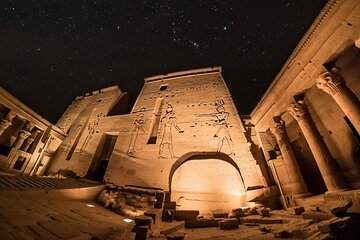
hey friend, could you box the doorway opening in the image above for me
[87,134,117,182]
[169,152,246,214]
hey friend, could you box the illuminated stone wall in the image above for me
[49,86,128,176]
[102,68,264,211]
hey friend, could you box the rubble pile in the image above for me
[264,199,357,239]
[95,188,359,239]
[96,187,158,219]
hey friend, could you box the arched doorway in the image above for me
[169,152,246,214]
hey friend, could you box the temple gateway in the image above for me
[0,1,360,239]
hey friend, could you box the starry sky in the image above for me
[0,0,327,124]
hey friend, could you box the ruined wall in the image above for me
[48,86,127,176]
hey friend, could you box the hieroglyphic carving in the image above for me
[158,103,184,159]
[127,108,146,157]
[213,104,234,155]
[63,110,91,155]
[80,113,103,151]
[188,77,221,90]
[215,97,225,106]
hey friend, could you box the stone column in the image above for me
[288,99,347,193]
[12,130,32,149]
[21,129,41,152]
[12,122,34,150]
[0,111,16,136]
[271,116,310,197]
[316,67,360,134]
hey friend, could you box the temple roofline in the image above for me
[144,66,222,82]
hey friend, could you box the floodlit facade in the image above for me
[0,0,360,214]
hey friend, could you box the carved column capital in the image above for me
[0,120,12,131]
[288,100,308,121]
[274,118,286,133]
[316,67,345,95]
[0,112,16,135]
[24,122,35,132]
[18,130,32,140]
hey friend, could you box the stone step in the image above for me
[0,176,100,191]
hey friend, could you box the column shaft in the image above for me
[272,120,309,196]
[317,68,360,134]
[333,87,360,133]
[289,99,347,192]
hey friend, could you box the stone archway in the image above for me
[168,152,246,213]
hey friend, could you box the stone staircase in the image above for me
[0,175,100,191]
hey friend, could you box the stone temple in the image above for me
[0,1,360,239]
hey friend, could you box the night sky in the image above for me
[0,0,327,124]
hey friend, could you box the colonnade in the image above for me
[271,68,360,195]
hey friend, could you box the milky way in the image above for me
[0,0,327,123]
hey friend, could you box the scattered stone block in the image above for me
[301,211,335,221]
[259,226,271,232]
[209,209,229,218]
[185,218,221,228]
[144,209,161,224]
[256,207,270,217]
[219,219,239,230]
[241,216,283,224]
[174,210,199,221]
[134,226,149,240]
[232,208,245,217]
[306,231,337,240]
[135,215,153,229]
[287,206,305,215]
[247,206,258,215]
[272,229,290,238]
[163,201,176,210]
[319,200,352,215]
[308,204,320,212]
[317,216,351,233]
[241,207,250,213]
[284,220,312,238]
[160,222,185,236]
[302,224,321,239]
[166,231,187,240]
[245,223,260,226]
[96,228,133,240]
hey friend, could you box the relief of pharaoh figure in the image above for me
[213,104,235,155]
[158,103,184,159]
[127,109,146,157]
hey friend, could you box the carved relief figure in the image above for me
[80,113,103,151]
[158,103,183,159]
[213,104,235,155]
[127,109,146,157]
